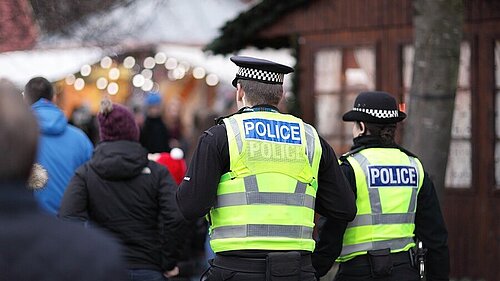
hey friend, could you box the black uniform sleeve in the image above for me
[414,172,450,281]
[176,125,228,220]
[312,158,357,277]
[314,136,357,221]
[339,160,356,193]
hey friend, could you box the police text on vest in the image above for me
[367,165,418,188]
[243,118,302,144]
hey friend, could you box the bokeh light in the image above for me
[154,52,167,64]
[123,56,136,69]
[141,79,154,91]
[74,78,85,90]
[96,77,108,90]
[80,65,91,76]
[132,74,145,87]
[107,82,119,95]
[65,74,76,85]
[109,68,120,80]
[165,58,178,70]
[100,56,113,69]
[143,57,156,69]
[193,67,206,79]
[206,74,219,86]
[141,69,153,80]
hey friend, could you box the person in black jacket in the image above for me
[312,91,450,281]
[60,99,185,281]
[140,92,172,153]
[0,90,127,281]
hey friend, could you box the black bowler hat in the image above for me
[342,91,406,124]
[230,56,294,87]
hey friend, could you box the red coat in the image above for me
[154,152,187,185]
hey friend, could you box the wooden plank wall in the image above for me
[261,0,500,39]
[261,0,413,37]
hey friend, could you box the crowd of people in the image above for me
[0,56,449,281]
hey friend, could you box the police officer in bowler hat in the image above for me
[176,56,357,280]
[312,91,450,280]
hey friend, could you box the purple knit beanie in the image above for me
[98,99,139,142]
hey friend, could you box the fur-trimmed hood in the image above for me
[27,163,48,190]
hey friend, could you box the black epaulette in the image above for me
[396,146,418,158]
[339,144,419,161]
[215,113,238,125]
[215,115,226,125]
[215,107,251,125]
[203,128,214,136]
[339,146,367,161]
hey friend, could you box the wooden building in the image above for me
[207,0,500,280]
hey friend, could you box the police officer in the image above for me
[176,56,356,280]
[312,91,450,280]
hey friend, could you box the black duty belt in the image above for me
[343,251,411,267]
[212,254,312,273]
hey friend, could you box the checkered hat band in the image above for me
[237,67,284,83]
[353,107,399,118]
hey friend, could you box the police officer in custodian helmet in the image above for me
[312,91,450,281]
[176,56,357,280]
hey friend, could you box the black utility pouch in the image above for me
[265,252,301,281]
[367,248,393,278]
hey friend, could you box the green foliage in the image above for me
[204,0,309,55]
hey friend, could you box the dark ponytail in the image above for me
[365,123,396,145]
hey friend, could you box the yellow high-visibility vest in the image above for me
[337,147,424,262]
[209,111,322,253]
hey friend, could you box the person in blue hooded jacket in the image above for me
[24,77,93,215]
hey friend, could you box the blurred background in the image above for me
[0,0,499,280]
[0,0,295,161]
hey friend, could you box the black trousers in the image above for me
[202,254,316,281]
[334,252,420,281]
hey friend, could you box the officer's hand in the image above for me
[164,266,179,278]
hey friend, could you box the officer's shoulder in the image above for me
[396,146,419,158]
[204,123,226,137]
[215,111,243,125]
[340,146,365,161]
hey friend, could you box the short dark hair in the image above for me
[239,80,283,106]
[0,91,38,181]
[24,77,54,104]
[360,122,397,145]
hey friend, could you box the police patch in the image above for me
[367,165,418,188]
[243,118,302,144]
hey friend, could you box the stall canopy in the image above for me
[157,44,295,88]
[0,47,104,87]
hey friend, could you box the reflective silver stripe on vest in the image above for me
[295,181,307,193]
[244,175,259,192]
[348,213,416,227]
[216,176,314,209]
[215,192,315,209]
[340,237,414,256]
[304,124,315,165]
[211,224,313,239]
[407,157,419,213]
[352,153,382,214]
[227,117,243,153]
